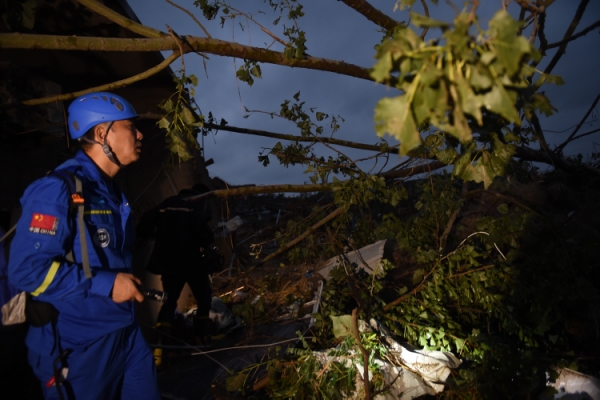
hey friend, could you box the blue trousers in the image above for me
[28,323,160,400]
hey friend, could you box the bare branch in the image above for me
[467,0,479,24]
[526,111,550,152]
[380,160,446,179]
[2,52,180,109]
[541,0,590,78]
[167,25,185,71]
[563,127,600,145]
[202,122,395,153]
[545,19,600,49]
[513,0,546,13]
[537,11,548,51]
[77,0,165,38]
[222,3,288,46]
[340,0,402,31]
[165,0,212,39]
[555,92,600,153]
[0,34,374,82]
[419,0,429,40]
[515,145,600,175]
[352,308,372,400]
[258,206,345,265]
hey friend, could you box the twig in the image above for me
[419,0,429,40]
[167,25,185,71]
[537,12,548,52]
[439,207,461,254]
[3,52,179,108]
[77,0,164,38]
[527,111,551,152]
[545,19,600,49]
[562,127,600,145]
[340,0,402,31]
[352,308,372,400]
[219,3,288,46]
[446,264,495,279]
[257,207,345,265]
[165,0,212,39]
[555,92,600,153]
[540,0,590,78]
[467,0,479,24]
[261,26,287,46]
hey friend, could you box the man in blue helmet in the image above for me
[8,92,160,399]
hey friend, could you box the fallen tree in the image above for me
[3,0,600,397]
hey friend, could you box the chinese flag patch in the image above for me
[29,213,59,235]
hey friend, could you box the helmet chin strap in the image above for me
[82,121,121,167]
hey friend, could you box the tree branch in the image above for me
[541,0,590,78]
[0,34,373,82]
[555,92,600,153]
[340,0,402,31]
[545,20,600,49]
[352,308,372,400]
[419,0,430,40]
[515,145,600,175]
[257,206,345,265]
[77,0,165,38]
[202,122,395,153]
[2,52,180,108]
[527,111,550,152]
[165,0,212,39]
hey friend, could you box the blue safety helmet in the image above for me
[67,92,138,139]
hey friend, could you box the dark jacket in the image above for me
[143,190,214,275]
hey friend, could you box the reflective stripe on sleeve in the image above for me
[31,260,61,297]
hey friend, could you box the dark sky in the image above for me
[127,0,600,186]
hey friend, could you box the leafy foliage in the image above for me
[144,2,600,398]
[157,73,203,162]
[371,10,562,189]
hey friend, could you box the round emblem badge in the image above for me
[94,228,111,248]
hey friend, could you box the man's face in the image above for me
[106,119,143,165]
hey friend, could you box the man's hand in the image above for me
[111,273,144,303]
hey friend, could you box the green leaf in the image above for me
[413,268,425,285]
[161,99,174,113]
[250,64,262,79]
[455,71,483,125]
[496,36,531,77]
[330,315,354,338]
[488,10,523,42]
[21,0,36,29]
[225,373,247,392]
[410,12,449,28]
[435,148,458,164]
[181,106,195,125]
[397,0,417,10]
[374,96,420,155]
[469,65,493,91]
[370,52,393,83]
[455,338,465,350]
[483,84,521,124]
[158,118,170,130]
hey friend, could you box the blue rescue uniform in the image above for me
[8,150,159,399]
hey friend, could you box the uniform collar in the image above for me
[74,150,123,203]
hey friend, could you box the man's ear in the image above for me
[93,123,107,142]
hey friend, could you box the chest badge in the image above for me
[94,228,111,248]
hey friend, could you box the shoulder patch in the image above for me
[29,213,59,236]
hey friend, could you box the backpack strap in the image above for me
[48,170,92,279]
